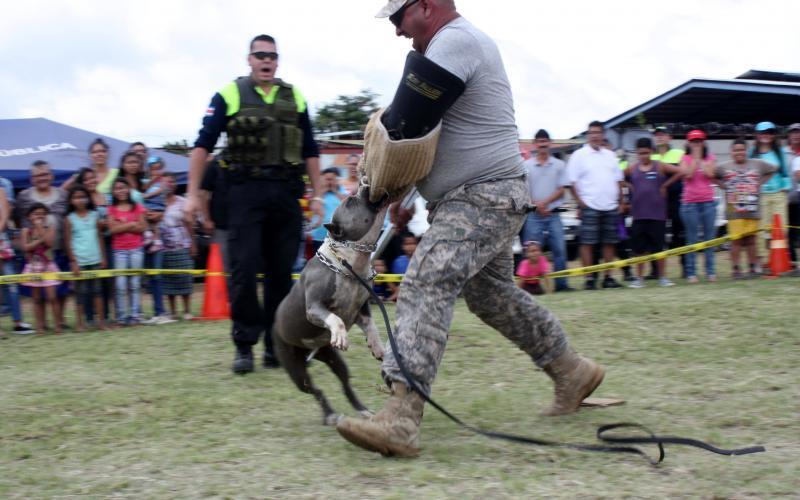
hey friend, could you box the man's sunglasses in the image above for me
[390,0,419,28]
[250,51,279,61]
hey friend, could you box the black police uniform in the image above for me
[194,76,319,368]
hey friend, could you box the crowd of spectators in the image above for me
[286,120,800,301]
[4,121,798,336]
[0,140,196,337]
[515,121,800,293]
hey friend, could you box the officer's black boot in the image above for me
[263,350,280,369]
[232,344,254,374]
[263,332,280,368]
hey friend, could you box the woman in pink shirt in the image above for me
[516,241,552,295]
[679,130,717,283]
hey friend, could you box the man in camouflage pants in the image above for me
[336,0,605,457]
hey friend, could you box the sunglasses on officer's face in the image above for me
[250,51,279,61]
[390,0,420,28]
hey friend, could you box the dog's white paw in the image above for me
[324,313,349,350]
[330,327,349,350]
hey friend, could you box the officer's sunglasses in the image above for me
[250,51,279,61]
[390,0,420,28]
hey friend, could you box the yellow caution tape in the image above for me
[0,226,792,285]
[0,268,206,285]
[545,229,761,279]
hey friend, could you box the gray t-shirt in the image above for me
[522,156,569,210]
[418,17,523,202]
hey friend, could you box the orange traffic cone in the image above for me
[196,243,230,320]
[766,214,791,278]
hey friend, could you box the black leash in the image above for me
[341,260,766,465]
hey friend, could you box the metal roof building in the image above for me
[596,70,800,150]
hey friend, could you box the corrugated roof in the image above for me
[736,69,800,83]
[602,78,800,132]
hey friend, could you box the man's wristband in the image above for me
[311,197,323,203]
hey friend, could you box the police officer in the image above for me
[185,34,324,374]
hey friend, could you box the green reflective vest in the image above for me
[220,77,306,167]
[651,148,683,165]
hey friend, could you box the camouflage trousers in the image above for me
[382,177,569,395]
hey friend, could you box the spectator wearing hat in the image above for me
[679,130,717,283]
[521,129,573,292]
[750,121,790,271]
[310,166,348,253]
[782,123,800,272]
[651,126,687,278]
[567,121,625,290]
[142,156,166,250]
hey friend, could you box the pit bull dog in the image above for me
[273,187,387,425]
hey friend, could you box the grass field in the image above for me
[1,266,798,498]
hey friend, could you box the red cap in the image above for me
[687,130,707,141]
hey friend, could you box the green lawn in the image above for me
[1,266,798,498]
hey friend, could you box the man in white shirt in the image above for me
[568,121,626,290]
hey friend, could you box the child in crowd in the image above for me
[108,178,146,326]
[709,140,777,279]
[516,240,551,295]
[159,173,195,320]
[388,233,417,302]
[372,258,391,302]
[624,137,681,288]
[64,185,107,331]
[142,156,166,252]
[21,203,62,334]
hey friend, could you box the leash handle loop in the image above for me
[340,260,766,465]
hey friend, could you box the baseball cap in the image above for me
[788,123,800,132]
[534,129,550,140]
[686,130,707,141]
[376,0,408,17]
[147,155,163,165]
[653,126,670,135]
[755,121,777,132]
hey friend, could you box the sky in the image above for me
[2,0,799,147]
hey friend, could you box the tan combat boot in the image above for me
[336,381,424,457]
[541,348,605,416]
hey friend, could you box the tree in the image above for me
[159,140,190,156]
[313,89,380,134]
